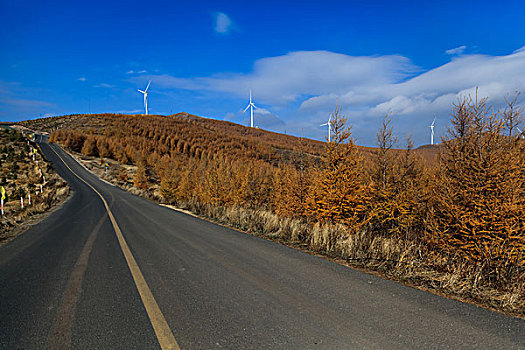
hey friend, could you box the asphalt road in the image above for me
[1,138,524,349]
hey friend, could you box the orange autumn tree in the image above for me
[272,137,312,218]
[272,163,306,217]
[368,115,399,234]
[310,107,368,226]
[368,116,427,238]
[429,93,525,265]
[133,160,148,190]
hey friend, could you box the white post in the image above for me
[40,184,43,193]
[28,193,31,205]
[1,199,4,216]
[20,197,24,209]
[43,176,46,183]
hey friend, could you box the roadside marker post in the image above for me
[20,197,24,209]
[1,186,5,215]
[28,193,31,205]
[104,163,109,177]
[40,184,43,193]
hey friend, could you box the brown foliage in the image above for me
[46,99,523,270]
[428,93,525,266]
[309,107,368,227]
[133,162,148,190]
[367,116,427,238]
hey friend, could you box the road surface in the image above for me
[1,138,524,349]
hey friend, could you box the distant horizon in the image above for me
[8,111,447,149]
[2,0,524,147]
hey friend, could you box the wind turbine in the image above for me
[243,90,257,127]
[320,114,332,142]
[138,81,151,115]
[429,117,436,145]
[517,126,524,139]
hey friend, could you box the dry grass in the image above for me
[66,148,525,319]
[0,128,70,244]
[1,167,70,245]
[167,199,524,318]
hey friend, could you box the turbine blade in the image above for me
[244,105,250,112]
[138,89,145,93]
[145,80,151,91]
[251,103,257,109]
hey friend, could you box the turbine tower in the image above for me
[429,117,436,145]
[138,81,151,115]
[243,90,257,127]
[320,114,332,142]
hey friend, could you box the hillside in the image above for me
[20,112,440,168]
[22,113,322,166]
[0,127,69,244]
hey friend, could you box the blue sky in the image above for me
[1,0,525,146]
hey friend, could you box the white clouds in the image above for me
[0,80,55,120]
[253,106,272,116]
[127,70,147,75]
[297,48,525,122]
[78,77,87,82]
[214,12,234,34]
[93,83,114,88]
[446,45,467,55]
[143,51,418,105]
[114,109,143,114]
[134,47,525,145]
[0,97,53,108]
[240,106,285,128]
[0,80,54,108]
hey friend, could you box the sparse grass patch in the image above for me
[0,128,70,245]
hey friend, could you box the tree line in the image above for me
[50,94,524,269]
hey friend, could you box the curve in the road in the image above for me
[47,143,180,350]
[1,137,524,350]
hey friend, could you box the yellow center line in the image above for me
[48,143,180,350]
